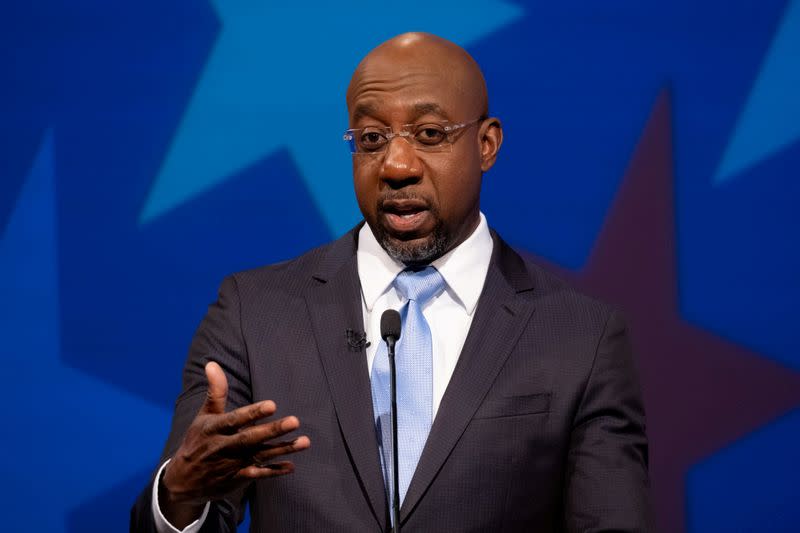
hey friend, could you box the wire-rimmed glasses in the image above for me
[343,117,483,154]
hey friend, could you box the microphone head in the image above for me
[380,309,402,341]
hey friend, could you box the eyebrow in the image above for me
[352,103,378,123]
[351,101,451,124]
[411,102,449,121]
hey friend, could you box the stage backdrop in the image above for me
[2,1,799,531]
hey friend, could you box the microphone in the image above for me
[380,309,401,344]
[345,329,370,352]
[380,309,402,533]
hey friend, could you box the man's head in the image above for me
[346,32,503,266]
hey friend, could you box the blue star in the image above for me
[138,0,524,235]
[714,0,800,184]
[0,131,170,532]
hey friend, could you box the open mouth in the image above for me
[380,199,433,235]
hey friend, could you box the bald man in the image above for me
[131,33,651,532]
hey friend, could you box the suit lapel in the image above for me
[304,230,388,530]
[401,234,536,520]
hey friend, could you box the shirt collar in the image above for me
[357,213,493,315]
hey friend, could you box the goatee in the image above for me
[373,205,449,266]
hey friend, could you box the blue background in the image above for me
[2,1,799,531]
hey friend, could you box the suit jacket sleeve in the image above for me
[564,310,652,532]
[131,275,253,532]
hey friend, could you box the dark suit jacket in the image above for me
[131,227,651,532]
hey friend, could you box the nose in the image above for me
[380,136,422,186]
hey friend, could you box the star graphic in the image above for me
[522,91,800,532]
[475,1,786,268]
[0,131,171,532]
[139,0,524,235]
[715,0,800,184]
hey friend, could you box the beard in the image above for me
[372,195,451,266]
[377,224,449,266]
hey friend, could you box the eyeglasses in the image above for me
[343,118,483,154]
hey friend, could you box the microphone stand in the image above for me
[387,336,401,533]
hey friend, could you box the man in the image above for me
[131,32,651,532]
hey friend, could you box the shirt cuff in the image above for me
[151,459,210,533]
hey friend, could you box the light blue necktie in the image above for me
[371,266,446,507]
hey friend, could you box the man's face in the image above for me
[348,61,488,265]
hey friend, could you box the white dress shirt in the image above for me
[358,212,493,417]
[152,213,494,532]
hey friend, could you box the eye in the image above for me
[414,124,447,145]
[359,129,388,151]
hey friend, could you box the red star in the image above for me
[523,90,800,532]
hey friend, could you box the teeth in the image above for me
[401,213,416,218]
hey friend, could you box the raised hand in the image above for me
[159,361,310,528]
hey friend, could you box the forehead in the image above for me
[347,63,472,124]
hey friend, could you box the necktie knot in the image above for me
[394,266,446,305]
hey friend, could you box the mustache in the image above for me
[377,192,433,211]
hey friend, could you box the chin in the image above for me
[380,231,449,266]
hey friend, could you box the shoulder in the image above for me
[493,230,621,333]
[231,242,330,293]
[221,227,359,300]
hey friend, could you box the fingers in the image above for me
[236,461,296,480]
[204,400,278,435]
[225,415,301,448]
[251,435,311,464]
[201,361,228,415]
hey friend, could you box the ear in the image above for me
[478,117,503,172]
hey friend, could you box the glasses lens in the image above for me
[413,124,448,147]
[344,132,357,154]
[358,128,388,152]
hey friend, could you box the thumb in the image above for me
[201,361,228,414]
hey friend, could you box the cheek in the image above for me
[430,157,482,212]
[352,163,377,214]
[352,157,380,184]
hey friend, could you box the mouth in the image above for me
[379,199,434,236]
